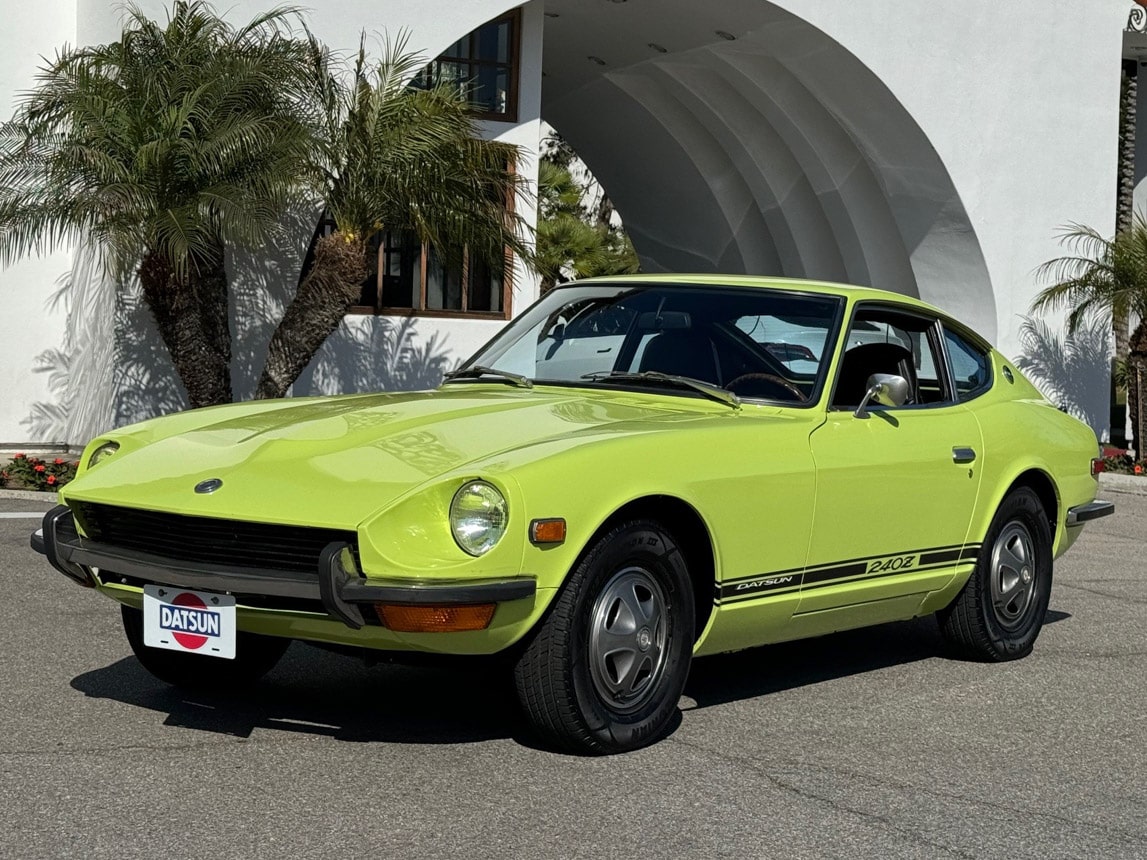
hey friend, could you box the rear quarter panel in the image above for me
[965,352,1100,559]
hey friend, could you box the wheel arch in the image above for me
[586,495,716,642]
[999,468,1059,544]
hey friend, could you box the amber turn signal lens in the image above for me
[375,603,496,632]
[530,518,566,544]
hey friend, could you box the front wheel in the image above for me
[513,520,695,754]
[121,605,290,690]
[938,487,1053,661]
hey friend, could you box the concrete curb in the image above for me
[1098,472,1147,496]
[0,489,59,502]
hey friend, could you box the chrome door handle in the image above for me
[952,447,976,464]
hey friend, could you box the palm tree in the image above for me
[1032,217,1147,449]
[534,159,638,293]
[0,1,314,407]
[254,36,532,400]
[1115,62,1138,403]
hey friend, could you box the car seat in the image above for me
[638,330,723,386]
[831,342,917,408]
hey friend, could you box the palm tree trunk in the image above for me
[1114,64,1137,446]
[1118,65,1137,238]
[1130,322,1147,455]
[193,251,232,404]
[255,232,368,399]
[138,250,233,408]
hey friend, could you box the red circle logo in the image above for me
[171,592,209,650]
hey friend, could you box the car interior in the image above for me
[829,310,948,409]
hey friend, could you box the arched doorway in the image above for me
[540,0,996,341]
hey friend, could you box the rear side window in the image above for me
[944,327,992,401]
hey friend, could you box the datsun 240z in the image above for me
[33,276,1113,753]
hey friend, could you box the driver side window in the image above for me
[831,308,946,409]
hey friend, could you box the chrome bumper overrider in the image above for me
[31,505,536,630]
[1066,500,1116,526]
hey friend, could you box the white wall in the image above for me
[0,0,1126,442]
[780,0,1123,365]
[0,0,77,444]
[2,0,542,443]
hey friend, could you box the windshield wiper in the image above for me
[580,371,741,410]
[442,365,533,389]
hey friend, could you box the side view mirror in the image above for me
[854,373,909,418]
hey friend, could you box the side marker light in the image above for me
[375,603,496,632]
[529,518,567,545]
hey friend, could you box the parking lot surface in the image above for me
[0,492,1144,859]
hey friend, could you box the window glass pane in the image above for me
[439,60,468,96]
[734,313,833,376]
[465,284,843,406]
[474,22,498,61]
[496,21,511,63]
[833,311,946,408]
[381,230,420,308]
[422,15,515,118]
[427,246,463,310]
[945,327,992,401]
[467,253,503,312]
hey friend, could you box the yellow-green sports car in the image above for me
[33,275,1113,754]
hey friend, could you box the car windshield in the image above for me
[449,282,845,405]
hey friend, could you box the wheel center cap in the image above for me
[1021,567,1032,584]
[636,627,652,651]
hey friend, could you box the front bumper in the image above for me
[31,505,536,631]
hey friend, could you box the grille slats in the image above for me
[72,502,357,574]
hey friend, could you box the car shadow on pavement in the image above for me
[684,617,945,710]
[70,643,526,745]
[70,610,1073,747]
[683,609,1072,710]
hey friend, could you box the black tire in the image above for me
[513,519,695,754]
[121,605,290,690]
[938,487,1053,661]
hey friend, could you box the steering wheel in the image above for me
[725,373,807,403]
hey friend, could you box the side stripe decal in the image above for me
[716,543,980,604]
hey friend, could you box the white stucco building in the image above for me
[0,0,1128,445]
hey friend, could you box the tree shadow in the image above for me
[1014,315,1110,436]
[26,209,458,444]
[291,314,455,397]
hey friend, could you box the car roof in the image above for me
[565,274,992,349]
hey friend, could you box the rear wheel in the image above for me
[938,487,1053,661]
[513,520,695,754]
[121,605,290,690]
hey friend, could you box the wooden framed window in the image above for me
[348,232,513,320]
[413,10,521,122]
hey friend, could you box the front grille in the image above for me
[71,502,357,574]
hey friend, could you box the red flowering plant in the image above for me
[0,454,78,491]
[1101,451,1147,477]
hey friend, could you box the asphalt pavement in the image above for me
[0,493,1144,859]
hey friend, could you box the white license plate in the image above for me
[143,585,236,659]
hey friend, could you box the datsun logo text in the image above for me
[160,605,221,636]
[160,591,220,650]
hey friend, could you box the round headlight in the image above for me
[449,481,508,556]
[87,441,120,469]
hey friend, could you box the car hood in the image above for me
[63,386,745,528]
